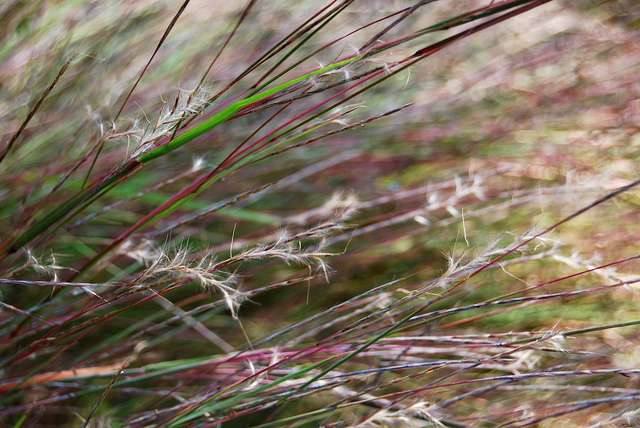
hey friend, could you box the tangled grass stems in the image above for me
[2,0,640,426]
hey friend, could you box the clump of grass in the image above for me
[1,1,640,426]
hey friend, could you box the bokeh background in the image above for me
[1,1,640,426]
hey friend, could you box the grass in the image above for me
[1,0,640,426]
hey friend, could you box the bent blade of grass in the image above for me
[138,56,358,163]
[0,57,357,257]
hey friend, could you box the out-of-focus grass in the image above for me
[1,0,640,427]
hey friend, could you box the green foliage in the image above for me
[1,1,639,427]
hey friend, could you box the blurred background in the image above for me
[1,1,640,426]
